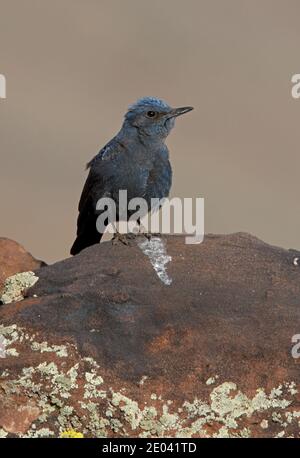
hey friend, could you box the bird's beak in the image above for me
[167,106,194,119]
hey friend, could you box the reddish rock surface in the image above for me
[0,238,44,291]
[0,233,299,438]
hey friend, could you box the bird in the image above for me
[70,96,193,255]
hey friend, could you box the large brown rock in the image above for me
[0,238,44,291]
[0,233,299,438]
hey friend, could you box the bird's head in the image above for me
[124,97,193,140]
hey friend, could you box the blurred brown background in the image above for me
[0,0,300,263]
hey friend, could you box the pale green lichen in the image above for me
[37,362,59,377]
[0,325,52,360]
[24,428,55,438]
[0,325,20,346]
[105,406,115,418]
[206,375,219,385]
[260,419,268,429]
[139,406,158,432]
[138,375,148,386]
[83,371,105,399]
[160,405,178,429]
[0,428,8,438]
[272,412,282,423]
[111,392,142,430]
[0,271,39,304]
[110,418,123,433]
[0,326,299,438]
[181,381,295,437]
[285,411,300,424]
[79,401,109,437]
[57,406,76,429]
[285,381,298,396]
[0,324,18,336]
[31,341,68,358]
[5,348,19,357]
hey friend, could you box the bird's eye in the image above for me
[146,111,157,118]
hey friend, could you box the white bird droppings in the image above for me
[138,237,172,286]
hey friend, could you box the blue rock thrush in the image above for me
[70,97,193,255]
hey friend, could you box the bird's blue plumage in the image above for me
[128,96,171,111]
[70,97,193,255]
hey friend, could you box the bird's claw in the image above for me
[143,232,161,241]
[112,232,136,246]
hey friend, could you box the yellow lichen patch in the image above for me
[60,429,84,438]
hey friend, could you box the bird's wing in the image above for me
[78,138,124,212]
[71,138,125,254]
[86,138,123,170]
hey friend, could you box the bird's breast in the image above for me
[109,146,172,205]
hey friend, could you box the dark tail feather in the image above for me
[70,213,102,255]
[70,231,102,255]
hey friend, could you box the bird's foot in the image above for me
[112,232,136,246]
[143,232,161,241]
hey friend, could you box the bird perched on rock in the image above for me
[70,97,193,255]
